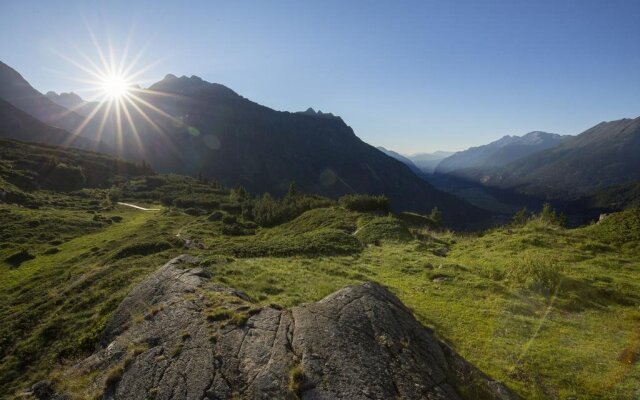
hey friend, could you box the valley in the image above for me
[0,140,638,399]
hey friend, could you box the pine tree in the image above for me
[512,207,529,226]
[430,207,443,228]
[287,181,298,198]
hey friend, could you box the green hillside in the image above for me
[1,140,638,399]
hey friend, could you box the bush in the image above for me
[184,207,205,216]
[511,207,530,226]
[207,211,224,221]
[173,197,219,211]
[220,203,242,215]
[253,193,333,227]
[429,207,443,228]
[536,203,566,227]
[338,194,390,213]
[222,223,255,236]
[44,163,86,191]
[222,214,237,225]
[507,255,561,293]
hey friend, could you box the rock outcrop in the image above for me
[59,255,518,400]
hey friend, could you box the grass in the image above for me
[0,203,191,396]
[288,364,306,398]
[198,210,640,399]
[1,166,639,399]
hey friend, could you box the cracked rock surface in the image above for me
[68,255,518,400]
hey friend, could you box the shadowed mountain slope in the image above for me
[0,62,489,227]
[0,61,86,132]
[0,98,104,151]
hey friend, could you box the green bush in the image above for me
[511,207,530,226]
[44,163,86,191]
[253,193,334,227]
[338,194,390,213]
[222,214,237,225]
[507,255,561,293]
[173,197,219,211]
[207,211,224,221]
[220,203,242,215]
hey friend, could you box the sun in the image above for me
[101,74,130,99]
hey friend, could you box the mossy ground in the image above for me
[1,178,639,399]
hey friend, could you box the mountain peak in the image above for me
[148,74,240,99]
[45,91,85,108]
[297,107,341,120]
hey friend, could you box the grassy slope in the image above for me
[196,212,640,399]
[0,189,638,398]
[0,203,193,395]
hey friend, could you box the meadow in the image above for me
[0,173,638,399]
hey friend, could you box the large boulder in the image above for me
[60,255,517,400]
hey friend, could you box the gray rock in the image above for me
[74,255,518,400]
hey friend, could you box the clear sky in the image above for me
[1,0,639,153]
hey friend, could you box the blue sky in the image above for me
[1,0,639,153]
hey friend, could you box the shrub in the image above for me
[338,194,390,213]
[429,207,443,228]
[253,193,333,227]
[173,197,219,211]
[507,255,561,293]
[229,186,248,201]
[104,366,124,389]
[220,203,242,215]
[511,207,530,226]
[44,163,86,191]
[184,207,205,216]
[536,203,566,227]
[207,211,224,221]
[288,364,306,398]
[222,214,237,225]
[222,223,255,236]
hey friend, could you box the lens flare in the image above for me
[102,74,130,99]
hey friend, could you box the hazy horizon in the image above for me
[1,0,639,153]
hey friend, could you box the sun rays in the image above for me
[53,27,181,158]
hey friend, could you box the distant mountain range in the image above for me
[473,118,640,199]
[0,61,489,227]
[435,131,569,176]
[377,147,424,176]
[378,148,454,174]
[408,151,454,173]
[45,91,97,116]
